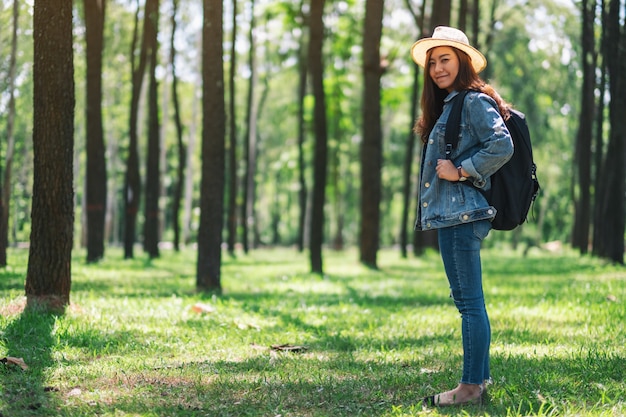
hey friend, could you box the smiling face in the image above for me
[428,46,460,92]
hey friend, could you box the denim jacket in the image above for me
[415,90,514,231]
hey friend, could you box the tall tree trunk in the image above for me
[401,0,426,259]
[296,1,309,253]
[251,75,270,247]
[593,0,607,239]
[170,0,186,252]
[572,0,596,254]
[197,0,226,291]
[143,0,161,258]
[227,0,239,256]
[458,0,468,31]
[124,0,147,259]
[182,34,202,245]
[359,0,385,269]
[26,0,74,312]
[400,65,419,259]
[105,117,120,245]
[241,0,257,253]
[0,0,20,266]
[471,0,480,47]
[308,0,329,274]
[593,0,625,263]
[84,0,107,263]
[429,0,451,30]
[330,106,344,250]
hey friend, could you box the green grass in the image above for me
[1,245,625,416]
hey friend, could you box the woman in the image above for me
[410,26,514,406]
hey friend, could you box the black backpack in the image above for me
[445,90,540,231]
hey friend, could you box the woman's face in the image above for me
[428,46,459,92]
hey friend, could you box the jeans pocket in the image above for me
[472,219,492,240]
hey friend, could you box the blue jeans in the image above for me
[438,220,492,385]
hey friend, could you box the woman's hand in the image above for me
[436,159,460,181]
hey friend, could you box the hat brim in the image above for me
[410,38,487,74]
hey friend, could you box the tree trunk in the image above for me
[429,0,451,31]
[124,0,147,259]
[143,0,161,258]
[170,0,186,252]
[251,76,270,247]
[26,0,74,312]
[359,0,385,269]
[400,65,419,259]
[197,0,226,291]
[400,0,425,259]
[296,2,309,253]
[458,0,468,31]
[593,0,607,238]
[182,34,202,245]
[471,0,480,47]
[330,119,344,250]
[0,0,20,267]
[593,0,625,263]
[241,0,257,253]
[572,0,595,254]
[84,0,107,263]
[226,0,239,256]
[308,0,329,274]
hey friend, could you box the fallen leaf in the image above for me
[191,303,216,314]
[1,357,28,370]
[236,322,260,330]
[68,388,82,397]
[270,344,308,353]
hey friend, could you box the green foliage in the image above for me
[1,247,625,416]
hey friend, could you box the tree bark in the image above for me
[241,0,258,253]
[182,34,202,245]
[592,0,607,243]
[572,0,595,254]
[401,0,426,258]
[308,0,329,274]
[359,0,385,269]
[458,0,468,32]
[26,0,75,312]
[143,0,161,258]
[197,0,226,291]
[84,0,107,263]
[471,0,480,47]
[296,1,309,253]
[593,0,625,263]
[429,0,451,31]
[226,0,239,256]
[170,0,186,252]
[124,0,147,259]
[400,65,419,259]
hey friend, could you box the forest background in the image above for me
[0,0,624,311]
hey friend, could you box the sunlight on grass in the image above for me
[1,246,624,416]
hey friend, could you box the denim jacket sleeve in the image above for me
[415,90,514,231]
[458,92,514,188]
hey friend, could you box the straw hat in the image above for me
[410,26,487,73]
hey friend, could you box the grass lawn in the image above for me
[1,245,625,416]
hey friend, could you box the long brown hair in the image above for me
[414,47,510,144]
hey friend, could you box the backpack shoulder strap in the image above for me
[444,90,469,159]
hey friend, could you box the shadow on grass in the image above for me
[0,270,25,293]
[56,347,625,417]
[0,306,60,416]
